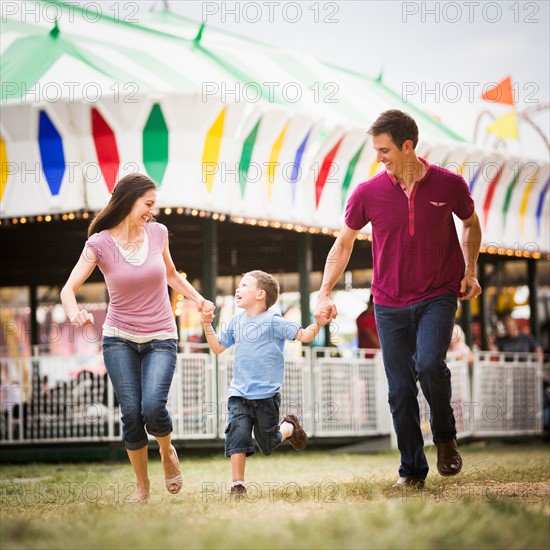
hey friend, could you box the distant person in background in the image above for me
[489,312,543,358]
[61,173,215,503]
[356,295,380,355]
[448,324,474,365]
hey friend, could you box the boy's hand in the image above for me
[316,306,332,327]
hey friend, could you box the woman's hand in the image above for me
[197,299,215,323]
[69,310,94,328]
[200,309,214,323]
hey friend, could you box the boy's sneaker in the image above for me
[230,483,247,501]
[283,414,308,450]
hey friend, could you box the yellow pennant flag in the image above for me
[202,108,227,194]
[0,137,7,203]
[519,169,539,235]
[266,123,288,202]
[487,111,519,140]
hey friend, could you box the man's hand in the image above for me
[460,273,482,301]
[314,297,338,324]
[315,306,334,327]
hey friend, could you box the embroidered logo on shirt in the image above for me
[429,201,447,206]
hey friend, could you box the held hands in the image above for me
[196,298,215,323]
[200,309,215,323]
[314,298,338,325]
[315,307,333,327]
[459,273,482,301]
[69,310,94,328]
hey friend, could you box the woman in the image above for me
[61,173,214,503]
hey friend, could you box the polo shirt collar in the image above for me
[387,157,431,186]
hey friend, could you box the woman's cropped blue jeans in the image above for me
[102,336,177,450]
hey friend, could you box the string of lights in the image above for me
[1,208,546,260]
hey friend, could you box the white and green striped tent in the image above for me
[1,0,548,253]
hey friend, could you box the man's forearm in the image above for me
[318,237,354,299]
[462,216,482,274]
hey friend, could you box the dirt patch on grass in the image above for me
[386,480,550,505]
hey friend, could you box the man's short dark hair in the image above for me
[367,110,419,149]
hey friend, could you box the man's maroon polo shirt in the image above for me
[345,160,475,307]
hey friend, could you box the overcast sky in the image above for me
[77,1,550,157]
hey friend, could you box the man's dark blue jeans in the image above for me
[375,292,458,479]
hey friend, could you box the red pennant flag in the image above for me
[92,108,120,193]
[315,137,343,208]
[482,164,504,226]
[481,76,515,106]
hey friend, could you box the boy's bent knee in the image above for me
[256,426,282,455]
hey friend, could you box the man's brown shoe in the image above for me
[394,476,425,489]
[283,414,308,450]
[435,439,463,476]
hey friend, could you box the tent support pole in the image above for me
[202,218,218,304]
[298,233,312,341]
[527,258,539,341]
[460,298,473,349]
[478,258,487,351]
[29,285,38,348]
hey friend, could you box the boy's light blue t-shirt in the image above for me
[219,309,301,400]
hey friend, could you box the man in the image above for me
[356,295,380,357]
[490,312,543,357]
[315,110,482,488]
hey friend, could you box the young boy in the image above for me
[200,270,330,500]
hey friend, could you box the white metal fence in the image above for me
[0,354,116,443]
[168,352,217,440]
[311,349,391,437]
[0,348,546,445]
[472,352,543,435]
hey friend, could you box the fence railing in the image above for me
[311,349,389,437]
[0,348,546,445]
[472,352,543,435]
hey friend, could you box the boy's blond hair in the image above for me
[246,270,279,309]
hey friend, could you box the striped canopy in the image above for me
[1,0,548,254]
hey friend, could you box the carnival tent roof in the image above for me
[1,0,548,255]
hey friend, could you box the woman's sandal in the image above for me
[163,445,183,494]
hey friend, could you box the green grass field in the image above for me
[1,441,549,549]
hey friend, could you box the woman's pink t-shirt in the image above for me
[85,222,176,337]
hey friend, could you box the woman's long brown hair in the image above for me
[88,173,157,237]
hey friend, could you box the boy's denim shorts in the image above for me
[224,393,283,457]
